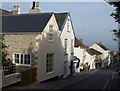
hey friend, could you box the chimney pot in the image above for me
[33,1,36,8]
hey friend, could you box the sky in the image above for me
[1,1,118,51]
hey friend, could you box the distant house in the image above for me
[88,48,103,69]
[2,2,62,83]
[74,37,96,71]
[90,42,111,68]
[74,38,103,72]
[55,12,75,77]
[74,37,86,72]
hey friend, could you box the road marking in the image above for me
[101,79,110,91]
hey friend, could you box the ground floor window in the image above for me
[13,53,31,66]
[46,53,54,73]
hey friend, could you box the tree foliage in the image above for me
[106,1,120,39]
[0,34,8,64]
[108,1,120,23]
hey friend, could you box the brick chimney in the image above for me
[29,1,41,13]
[11,5,20,14]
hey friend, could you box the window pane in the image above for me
[15,59,19,63]
[24,54,30,65]
[46,53,54,73]
[14,54,19,64]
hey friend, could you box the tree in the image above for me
[106,1,120,59]
[0,34,8,64]
[106,1,120,38]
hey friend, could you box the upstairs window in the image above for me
[13,53,31,66]
[49,25,54,42]
[64,39,68,54]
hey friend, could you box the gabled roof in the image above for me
[0,9,13,15]
[74,37,86,48]
[89,48,102,55]
[96,42,108,50]
[54,12,68,31]
[2,13,53,32]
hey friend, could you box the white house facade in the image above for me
[74,37,86,72]
[55,13,75,78]
[36,13,61,82]
[84,49,96,70]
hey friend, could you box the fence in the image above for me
[2,61,16,75]
[20,68,37,86]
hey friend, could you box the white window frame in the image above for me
[49,25,54,42]
[13,53,31,66]
[46,53,54,74]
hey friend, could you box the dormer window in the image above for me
[49,25,54,42]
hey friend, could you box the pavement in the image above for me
[4,69,98,90]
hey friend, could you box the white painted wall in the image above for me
[60,15,75,77]
[74,47,85,72]
[74,47,96,72]
[84,51,96,70]
[36,14,61,82]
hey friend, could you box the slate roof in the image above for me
[55,13,68,31]
[0,9,13,15]
[2,13,53,32]
[89,48,102,55]
[96,42,108,50]
[74,37,86,48]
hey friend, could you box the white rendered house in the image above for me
[55,12,75,77]
[90,42,111,68]
[74,37,86,72]
[74,37,96,71]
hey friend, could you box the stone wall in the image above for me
[4,33,39,72]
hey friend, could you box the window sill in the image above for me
[15,64,31,67]
[46,71,54,75]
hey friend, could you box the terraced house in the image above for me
[2,2,62,83]
[55,12,75,78]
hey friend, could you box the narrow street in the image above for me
[56,64,120,90]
